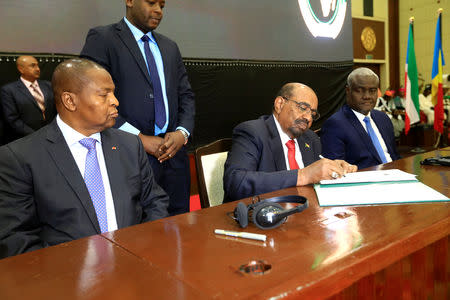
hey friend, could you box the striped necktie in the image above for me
[30,83,46,119]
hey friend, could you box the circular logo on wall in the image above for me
[298,0,348,39]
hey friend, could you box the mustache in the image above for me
[294,118,309,125]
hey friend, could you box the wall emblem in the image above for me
[298,0,348,39]
[361,26,377,52]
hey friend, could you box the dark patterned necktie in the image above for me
[141,35,166,129]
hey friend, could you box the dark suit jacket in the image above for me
[0,120,169,259]
[0,79,56,141]
[320,104,400,170]
[223,115,321,202]
[80,19,195,168]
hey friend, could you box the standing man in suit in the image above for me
[320,68,400,170]
[223,83,357,202]
[0,56,56,142]
[0,58,169,259]
[80,0,195,216]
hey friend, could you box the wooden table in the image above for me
[0,149,449,299]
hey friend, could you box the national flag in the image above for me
[431,9,446,134]
[404,18,420,135]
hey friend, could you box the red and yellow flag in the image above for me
[431,9,445,134]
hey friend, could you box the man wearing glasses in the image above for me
[223,82,356,202]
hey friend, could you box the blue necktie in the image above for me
[141,35,166,129]
[363,116,388,163]
[79,138,108,233]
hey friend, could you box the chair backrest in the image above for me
[195,138,232,208]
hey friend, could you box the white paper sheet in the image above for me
[314,181,449,206]
[319,169,417,185]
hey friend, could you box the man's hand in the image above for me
[335,160,358,174]
[158,130,186,162]
[138,133,165,158]
[296,158,357,186]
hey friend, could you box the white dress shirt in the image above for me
[273,115,305,170]
[351,109,393,163]
[56,115,118,231]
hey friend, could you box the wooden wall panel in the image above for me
[353,18,385,60]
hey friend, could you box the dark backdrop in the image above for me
[0,53,352,148]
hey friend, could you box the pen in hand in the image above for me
[319,155,346,178]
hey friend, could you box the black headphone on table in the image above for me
[230,195,308,230]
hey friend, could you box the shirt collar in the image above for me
[273,114,296,146]
[56,115,102,147]
[20,77,37,87]
[351,108,372,122]
[123,17,156,43]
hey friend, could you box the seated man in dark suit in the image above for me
[320,68,400,170]
[0,58,169,259]
[0,55,56,142]
[223,83,357,202]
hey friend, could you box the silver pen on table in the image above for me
[214,229,266,242]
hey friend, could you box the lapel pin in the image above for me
[112,146,117,150]
[305,143,310,148]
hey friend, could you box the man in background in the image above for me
[419,84,434,125]
[321,68,400,170]
[0,55,56,142]
[0,58,169,259]
[223,82,356,202]
[375,90,405,138]
[81,0,195,216]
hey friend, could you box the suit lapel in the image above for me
[45,121,101,233]
[115,20,153,87]
[265,115,287,171]
[297,135,314,167]
[372,111,394,157]
[153,32,170,95]
[101,130,127,228]
[343,105,381,164]
[16,80,41,111]
[152,32,173,126]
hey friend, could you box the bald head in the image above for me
[52,58,105,108]
[52,58,119,136]
[276,82,317,102]
[16,55,40,82]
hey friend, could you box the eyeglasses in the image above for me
[281,96,320,121]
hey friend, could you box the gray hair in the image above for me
[347,67,379,88]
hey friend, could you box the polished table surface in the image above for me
[0,148,449,299]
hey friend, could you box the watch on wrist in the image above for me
[178,129,188,145]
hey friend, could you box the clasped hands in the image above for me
[139,130,186,163]
[296,157,357,186]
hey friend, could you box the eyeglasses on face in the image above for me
[281,96,320,121]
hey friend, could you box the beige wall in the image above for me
[399,1,450,90]
[352,0,388,19]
